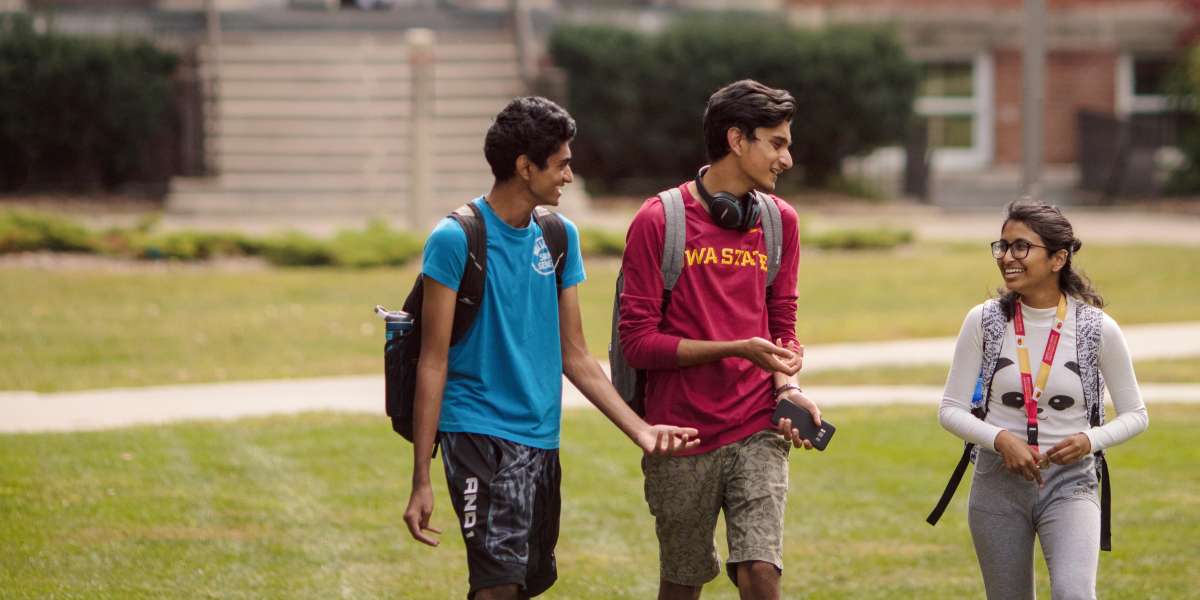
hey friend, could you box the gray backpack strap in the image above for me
[976,299,1007,413]
[1073,298,1112,551]
[755,192,784,287]
[658,187,686,293]
[1075,300,1106,428]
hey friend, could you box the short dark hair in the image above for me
[484,96,577,182]
[702,80,796,162]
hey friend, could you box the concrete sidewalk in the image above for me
[3,377,1197,434]
[807,320,1200,371]
[4,320,1200,433]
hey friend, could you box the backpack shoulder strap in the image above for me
[755,192,784,288]
[657,187,686,314]
[658,187,686,293]
[1074,299,1113,551]
[976,299,1007,415]
[1075,301,1106,428]
[446,201,487,345]
[532,206,568,290]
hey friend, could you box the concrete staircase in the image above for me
[166,29,525,226]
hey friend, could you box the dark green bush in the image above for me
[1165,46,1200,195]
[0,14,179,192]
[549,17,918,190]
[0,210,97,253]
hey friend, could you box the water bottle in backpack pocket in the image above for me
[376,305,417,439]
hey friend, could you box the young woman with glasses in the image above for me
[937,200,1148,599]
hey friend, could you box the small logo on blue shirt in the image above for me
[532,237,555,275]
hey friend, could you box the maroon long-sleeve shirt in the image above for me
[618,183,801,455]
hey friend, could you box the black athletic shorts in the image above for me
[440,432,561,599]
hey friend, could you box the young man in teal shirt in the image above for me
[403,96,699,600]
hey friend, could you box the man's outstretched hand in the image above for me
[636,424,701,455]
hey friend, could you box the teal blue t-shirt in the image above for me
[421,197,585,449]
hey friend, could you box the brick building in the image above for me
[780,0,1182,175]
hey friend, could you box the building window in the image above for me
[920,62,974,98]
[915,55,993,168]
[1118,54,1172,116]
[1133,57,1171,97]
[854,54,992,173]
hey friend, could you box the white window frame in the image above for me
[859,52,993,173]
[1116,53,1171,117]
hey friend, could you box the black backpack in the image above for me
[386,202,569,441]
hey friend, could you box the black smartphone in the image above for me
[771,399,836,451]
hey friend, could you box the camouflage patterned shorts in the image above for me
[641,429,790,586]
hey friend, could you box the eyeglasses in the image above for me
[990,239,1050,259]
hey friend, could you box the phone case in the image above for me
[771,399,836,451]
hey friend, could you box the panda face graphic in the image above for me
[995,359,1081,418]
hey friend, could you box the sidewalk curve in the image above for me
[3,321,1199,434]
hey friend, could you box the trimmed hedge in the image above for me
[0,210,425,268]
[0,14,179,192]
[0,209,915,266]
[0,210,96,253]
[548,17,918,191]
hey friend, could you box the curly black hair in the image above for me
[484,96,577,182]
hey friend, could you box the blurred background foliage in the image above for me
[548,16,920,193]
[0,14,179,193]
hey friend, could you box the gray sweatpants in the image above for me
[967,449,1100,600]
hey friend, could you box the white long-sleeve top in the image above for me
[939,297,1148,452]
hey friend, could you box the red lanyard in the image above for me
[1012,295,1068,452]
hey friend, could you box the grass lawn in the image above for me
[1,404,1195,598]
[2,243,1198,392]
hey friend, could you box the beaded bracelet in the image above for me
[773,383,802,400]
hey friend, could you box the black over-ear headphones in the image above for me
[694,165,760,231]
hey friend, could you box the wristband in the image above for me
[773,383,802,400]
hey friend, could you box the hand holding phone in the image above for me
[771,398,836,451]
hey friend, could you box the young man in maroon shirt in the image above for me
[618,79,822,600]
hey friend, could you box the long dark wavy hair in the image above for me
[996,200,1104,319]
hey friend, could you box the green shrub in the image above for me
[327,220,422,268]
[578,227,626,257]
[0,210,97,253]
[258,232,336,267]
[549,17,918,191]
[0,210,432,267]
[1165,46,1200,195]
[0,14,179,191]
[805,227,914,251]
[136,231,261,261]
